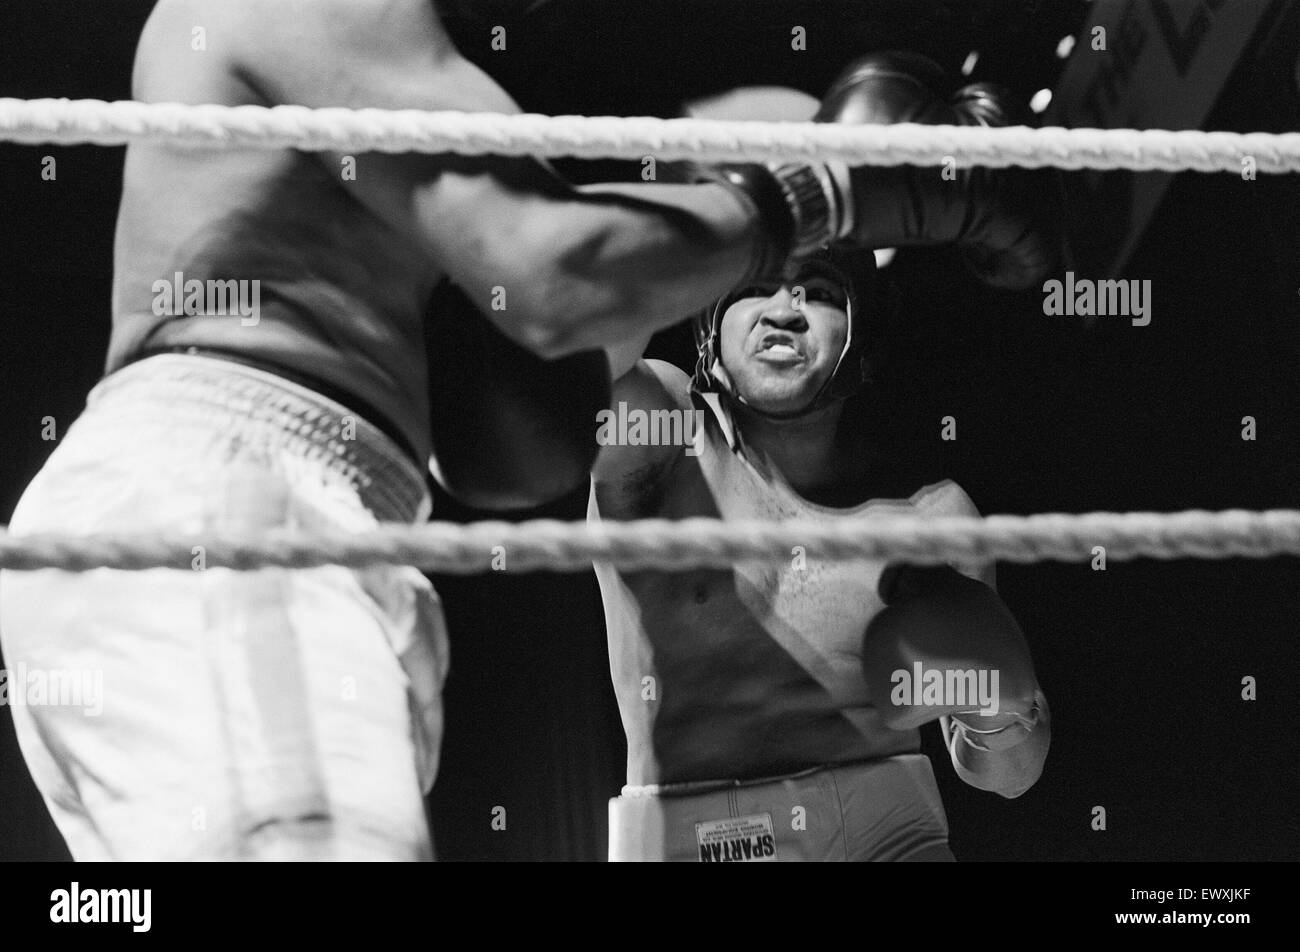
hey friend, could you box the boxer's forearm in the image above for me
[558,181,757,353]
[224,0,758,357]
[947,693,1051,799]
[456,181,756,359]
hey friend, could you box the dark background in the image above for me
[2,0,1298,861]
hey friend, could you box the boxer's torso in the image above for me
[591,392,975,786]
[108,2,443,460]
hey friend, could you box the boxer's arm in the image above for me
[916,484,1048,797]
[909,480,996,588]
[865,564,1049,798]
[214,0,757,358]
[590,359,693,518]
[604,331,657,382]
[867,481,1048,797]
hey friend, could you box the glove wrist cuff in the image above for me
[766,161,844,259]
[951,699,1041,752]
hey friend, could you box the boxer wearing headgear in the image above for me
[692,243,884,420]
[589,69,1051,862]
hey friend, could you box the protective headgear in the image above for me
[693,244,880,419]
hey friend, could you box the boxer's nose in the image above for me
[758,304,808,330]
[758,288,806,324]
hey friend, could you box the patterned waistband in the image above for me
[91,354,430,523]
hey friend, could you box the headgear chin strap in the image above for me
[693,244,880,420]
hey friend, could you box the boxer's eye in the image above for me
[735,285,778,301]
[801,280,846,306]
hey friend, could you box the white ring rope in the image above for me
[1,510,1298,574]
[1,99,1298,173]
[2,98,1296,576]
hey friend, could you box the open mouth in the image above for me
[755,332,805,363]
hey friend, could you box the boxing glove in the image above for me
[817,52,1057,289]
[694,52,1057,290]
[862,563,1041,748]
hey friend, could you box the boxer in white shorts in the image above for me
[2,355,447,860]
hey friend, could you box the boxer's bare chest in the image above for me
[647,434,900,693]
[596,410,940,781]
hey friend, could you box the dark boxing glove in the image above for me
[863,563,1041,749]
[693,52,1057,290]
[815,52,1057,289]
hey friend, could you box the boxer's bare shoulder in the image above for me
[908,478,978,517]
[907,479,995,587]
[140,0,459,81]
[167,0,465,107]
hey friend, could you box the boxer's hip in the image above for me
[17,351,429,529]
[0,353,444,859]
[608,754,951,862]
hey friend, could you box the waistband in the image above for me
[93,353,431,523]
[620,762,833,799]
[129,345,422,467]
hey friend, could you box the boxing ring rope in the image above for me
[3,98,1300,173]
[2,98,1299,574]
[2,511,1300,573]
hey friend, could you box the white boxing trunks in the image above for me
[0,354,447,861]
[609,754,955,862]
